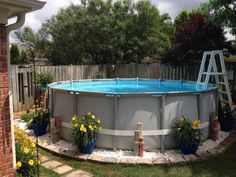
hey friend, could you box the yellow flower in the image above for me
[16,161,22,169]
[28,159,34,166]
[89,125,94,130]
[83,127,87,132]
[24,148,29,154]
[93,125,97,129]
[81,124,84,128]
[97,119,100,123]
[74,123,79,127]
[72,116,77,122]
[91,115,95,119]
[192,119,201,129]
[88,112,91,116]
[31,143,36,148]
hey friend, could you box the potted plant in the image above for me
[71,112,102,154]
[218,103,235,132]
[28,106,50,136]
[172,116,201,155]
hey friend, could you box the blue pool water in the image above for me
[49,79,215,94]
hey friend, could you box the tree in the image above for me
[39,0,175,65]
[10,44,21,64]
[174,11,190,30]
[162,13,228,66]
[20,50,28,63]
[201,0,236,37]
[14,26,49,61]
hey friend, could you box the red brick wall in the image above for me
[0,24,14,177]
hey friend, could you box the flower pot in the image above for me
[220,119,234,132]
[79,139,96,154]
[33,124,47,136]
[179,141,199,155]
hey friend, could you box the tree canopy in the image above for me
[13,0,235,66]
[162,13,228,65]
[10,44,21,64]
[201,0,236,37]
[37,0,174,65]
[174,11,190,31]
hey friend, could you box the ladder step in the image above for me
[216,82,226,85]
[218,90,230,95]
[202,72,225,75]
[220,100,229,104]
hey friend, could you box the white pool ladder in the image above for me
[197,50,233,110]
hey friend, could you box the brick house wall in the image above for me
[0,24,14,177]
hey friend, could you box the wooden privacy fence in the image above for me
[10,63,201,112]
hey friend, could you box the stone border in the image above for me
[36,131,236,165]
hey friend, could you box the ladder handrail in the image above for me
[197,50,233,111]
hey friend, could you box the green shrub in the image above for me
[21,112,35,122]
[35,73,53,88]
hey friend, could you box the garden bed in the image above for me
[15,118,236,165]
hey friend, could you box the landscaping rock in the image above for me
[152,157,170,165]
[168,156,186,164]
[103,156,119,164]
[136,158,152,165]
[195,151,211,160]
[40,156,50,163]
[88,154,103,162]
[182,154,199,162]
[64,170,94,177]
[207,149,218,156]
[41,160,62,169]
[53,165,73,174]
[119,158,136,164]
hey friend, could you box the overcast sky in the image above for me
[9,0,234,42]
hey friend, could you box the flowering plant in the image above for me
[71,112,102,146]
[14,126,39,177]
[172,116,201,144]
[27,105,50,129]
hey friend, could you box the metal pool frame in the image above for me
[48,78,218,151]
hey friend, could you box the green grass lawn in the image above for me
[40,141,236,177]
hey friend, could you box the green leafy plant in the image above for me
[34,73,53,88]
[96,72,104,79]
[172,116,201,144]
[71,112,102,146]
[28,106,50,129]
[20,112,35,123]
[231,88,236,103]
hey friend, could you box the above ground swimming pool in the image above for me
[48,79,218,151]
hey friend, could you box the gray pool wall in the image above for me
[48,79,217,151]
